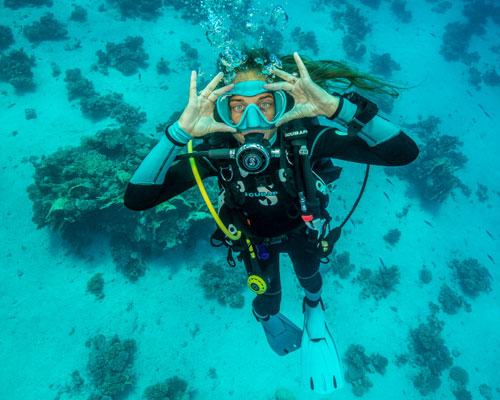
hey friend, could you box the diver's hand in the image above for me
[263,52,339,127]
[178,71,237,137]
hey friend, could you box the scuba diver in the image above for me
[124,50,419,394]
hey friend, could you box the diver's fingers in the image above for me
[275,111,295,127]
[189,70,198,99]
[263,81,294,91]
[213,123,237,133]
[270,67,297,83]
[294,52,310,79]
[200,72,224,98]
[209,83,234,102]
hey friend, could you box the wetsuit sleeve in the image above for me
[124,122,216,211]
[309,125,419,166]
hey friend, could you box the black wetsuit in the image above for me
[124,120,418,316]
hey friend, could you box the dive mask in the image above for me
[216,80,287,132]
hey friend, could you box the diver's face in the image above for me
[231,71,278,144]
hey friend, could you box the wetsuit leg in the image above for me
[286,231,323,294]
[240,244,282,316]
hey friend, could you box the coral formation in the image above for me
[438,284,465,314]
[343,344,388,396]
[64,69,147,128]
[291,27,319,55]
[179,41,200,70]
[419,267,432,284]
[143,376,191,400]
[331,251,355,278]
[0,25,14,50]
[385,116,468,203]
[4,0,52,8]
[23,13,68,42]
[0,49,36,91]
[64,69,95,100]
[87,273,105,299]
[86,334,136,399]
[440,22,479,65]
[383,228,401,246]
[449,366,469,386]
[27,126,212,280]
[408,314,453,395]
[106,0,164,20]
[331,5,371,60]
[483,68,500,87]
[370,52,401,77]
[391,0,412,23]
[69,5,88,22]
[450,258,492,297]
[357,265,400,300]
[156,57,171,75]
[360,0,382,9]
[25,108,37,120]
[199,258,246,308]
[96,36,149,75]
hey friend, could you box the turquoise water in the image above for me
[1,1,499,399]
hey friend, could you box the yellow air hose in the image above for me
[187,140,241,241]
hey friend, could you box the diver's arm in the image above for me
[128,122,193,185]
[309,93,419,165]
[124,122,214,211]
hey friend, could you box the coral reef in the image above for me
[360,0,382,9]
[357,265,400,300]
[96,36,148,75]
[343,344,388,396]
[408,314,453,395]
[331,5,371,60]
[449,366,472,400]
[383,228,401,246]
[87,273,105,299]
[199,258,246,308]
[449,366,469,386]
[450,258,492,297]
[475,183,488,202]
[69,5,88,22]
[291,27,319,56]
[385,115,468,203]
[370,52,401,77]
[4,0,52,8]
[80,92,124,119]
[478,384,493,400]
[86,334,136,399]
[331,251,355,278]
[438,284,467,314]
[179,41,200,71]
[0,49,36,91]
[143,376,191,400]
[483,68,500,87]
[468,67,482,88]
[0,25,14,50]
[440,22,479,65]
[25,108,37,119]
[27,126,212,280]
[391,0,412,23]
[64,68,95,100]
[106,0,164,20]
[156,57,171,75]
[439,1,500,68]
[64,69,147,128]
[23,13,68,42]
[419,267,432,284]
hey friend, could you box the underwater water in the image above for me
[1,0,499,399]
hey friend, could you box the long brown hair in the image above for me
[218,47,401,98]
